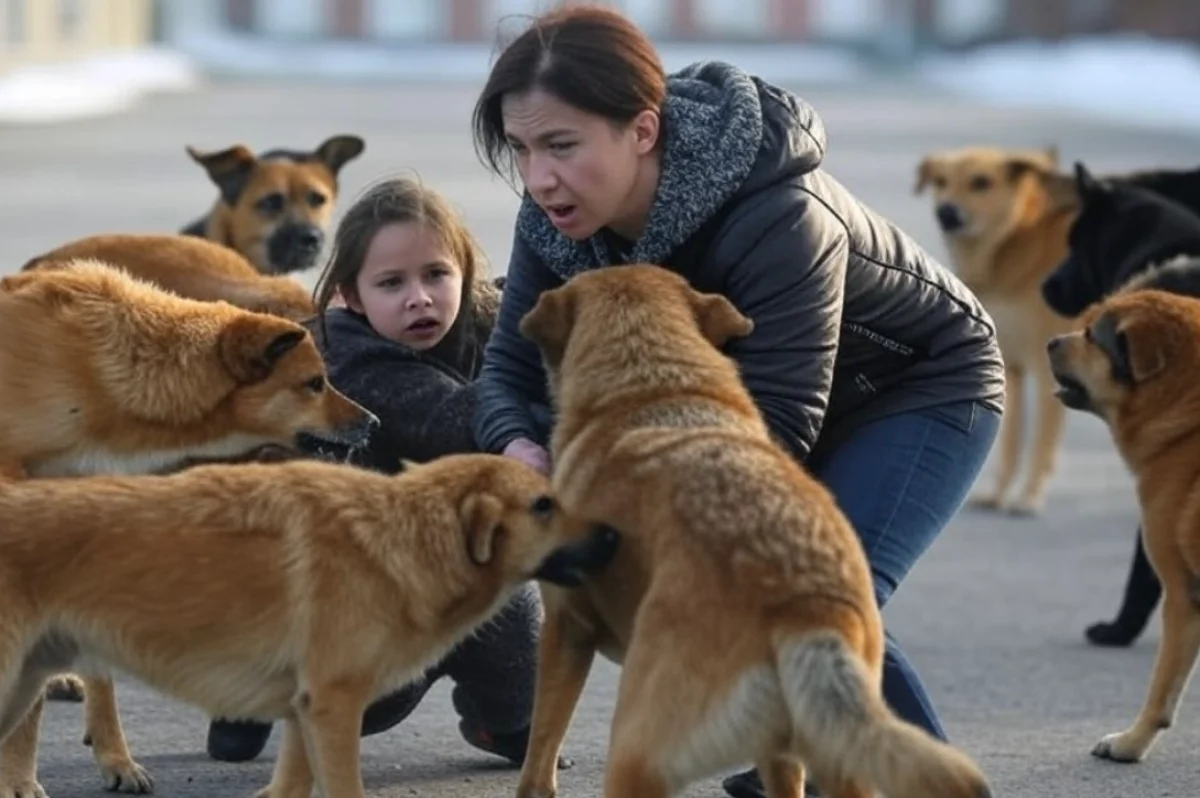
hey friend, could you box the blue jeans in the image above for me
[808,400,1000,741]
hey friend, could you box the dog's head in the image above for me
[408,454,621,588]
[187,135,365,275]
[1046,290,1195,444]
[519,264,753,398]
[1042,161,1200,318]
[219,313,379,453]
[915,146,1070,239]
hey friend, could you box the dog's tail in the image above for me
[775,631,991,798]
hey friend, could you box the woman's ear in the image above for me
[632,108,660,155]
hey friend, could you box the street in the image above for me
[1,75,1198,797]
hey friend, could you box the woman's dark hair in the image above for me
[472,3,667,187]
[311,173,488,347]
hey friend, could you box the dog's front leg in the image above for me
[1092,583,1200,762]
[517,588,600,798]
[82,674,152,793]
[971,364,1024,511]
[0,692,48,798]
[255,717,314,798]
[293,678,373,798]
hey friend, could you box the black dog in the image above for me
[1042,160,1200,648]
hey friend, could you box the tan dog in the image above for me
[515,264,991,798]
[1048,288,1200,763]
[182,135,365,275]
[0,454,620,798]
[916,145,1079,516]
[22,233,315,322]
[0,258,377,794]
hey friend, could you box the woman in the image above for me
[470,5,1004,797]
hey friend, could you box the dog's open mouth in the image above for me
[296,415,379,459]
[1051,373,1091,410]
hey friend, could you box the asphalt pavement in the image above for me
[1,73,1199,797]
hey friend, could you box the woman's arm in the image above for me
[717,192,849,462]
[473,235,564,454]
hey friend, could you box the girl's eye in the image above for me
[549,142,574,153]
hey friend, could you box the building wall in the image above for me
[0,0,155,71]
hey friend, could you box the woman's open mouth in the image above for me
[546,204,578,228]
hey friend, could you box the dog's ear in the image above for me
[687,289,754,348]
[314,135,365,176]
[220,316,309,384]
[1039,171,1081,212]
[519,286,574,365]
[461,492,506,565]
[1006,153,1053,183]
[187,144,258,206]
[1094,309,1167,385]
[914,156,940,195]
[1044,144,1060,167]
[1073,161,1109,198]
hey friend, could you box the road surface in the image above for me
[1,74,1198,798]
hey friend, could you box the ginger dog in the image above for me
[0,454,620,798]
[916,145,1078,515]
[0,258,377,795]
[515,264,991,798]
[1048,288,1200,763]
[22,233,316,322]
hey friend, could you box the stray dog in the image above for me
[0,454,620,798]
[22,233,315,322]
[1042,162,1200,318]
[1041,162,1200,648]
[0,258,377,793]
[915,145,1078,516]
[1047,289,1200,763]
[516,264,991,798]
[182,135,365,275]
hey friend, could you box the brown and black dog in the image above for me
[1048,288,1200,764]
[182,135,365,275]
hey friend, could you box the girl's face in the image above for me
[344,221,464,350]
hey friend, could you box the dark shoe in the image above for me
[722,768,820,798]
[458,719,573,770]
[207,719,273,762]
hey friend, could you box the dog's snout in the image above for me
[935,203,965,231]
[297,227,323,252]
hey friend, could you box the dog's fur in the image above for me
[1042,162,1200,318]
[514,264,991,798]
[915,145,1079,516]
[21,234,315,322]
[182,135,364,275]
[0,454,620,798]
[1047,289,1200,762]
[0,258,377,794]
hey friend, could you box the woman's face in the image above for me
[501,88,658,241]
[344,221,464,351]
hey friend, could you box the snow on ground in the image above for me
[0,48,199,125]
[915,34,1200,133]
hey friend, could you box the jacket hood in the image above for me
[516,60,828,279]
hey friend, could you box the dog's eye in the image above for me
[933,176,947,190]
[256,193,286,214]
[968,175,993,192]
[303,376,325,393]
[308,191,328,208]
[530,495,555,515]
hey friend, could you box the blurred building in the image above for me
[0,0,155,72]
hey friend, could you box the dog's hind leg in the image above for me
[970,364,1023,512]
[756,756,805,798]
[516,588,600,798]
[0,688,52,798]
[292,676,374,798]
[1009,363,1067,516]
[81,673,153,793]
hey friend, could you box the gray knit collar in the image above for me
[515,61,765,279]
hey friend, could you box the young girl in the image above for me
[204,176,557,771]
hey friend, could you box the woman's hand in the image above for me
[503,437,551,475]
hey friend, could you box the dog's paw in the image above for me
[0,779,48,798]
[98,757,153,794]
[44,674,86,702]
[1091,731,1146,763]
[1006,497,1043,518]
[967,492,1004,512]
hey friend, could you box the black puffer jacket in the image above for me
[474,61,1005,462]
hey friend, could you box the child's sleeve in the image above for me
[334,357,480,470]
